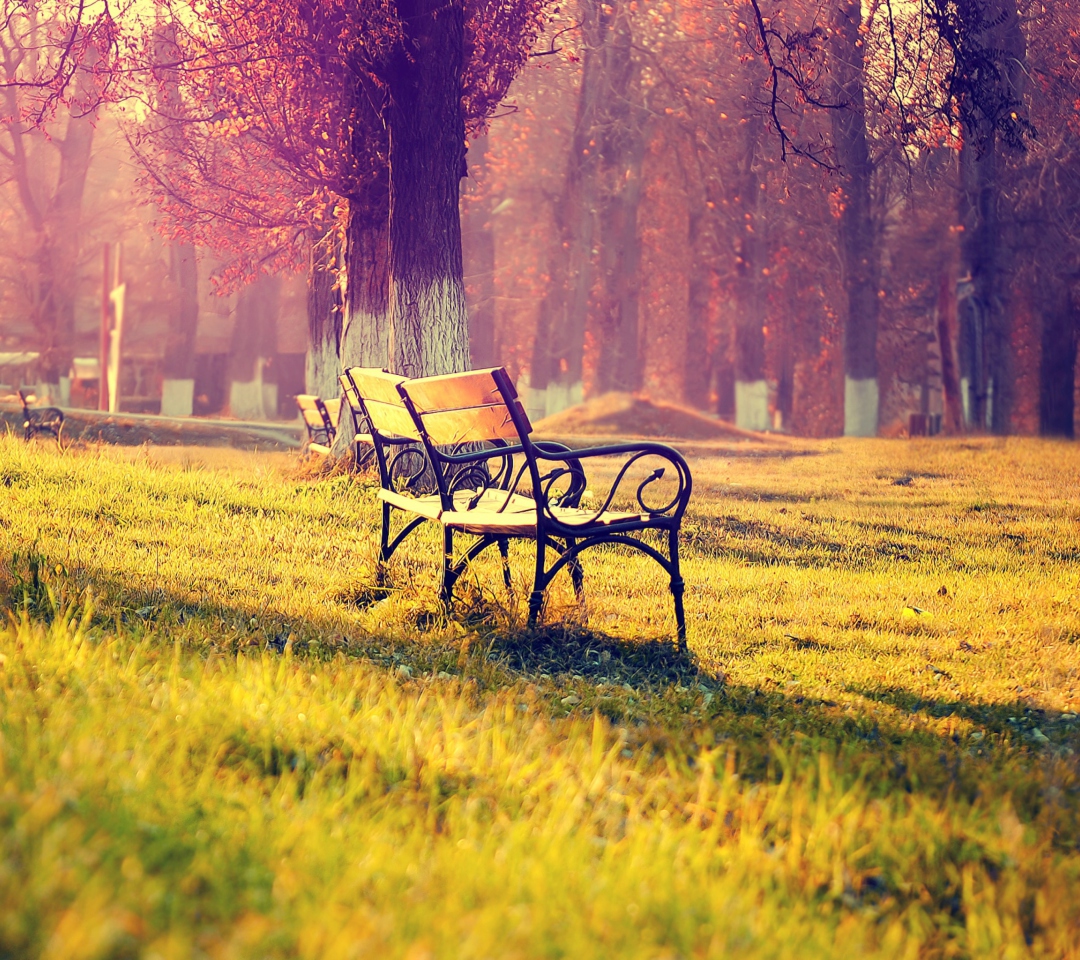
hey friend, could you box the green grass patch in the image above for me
[2,434,1080,957]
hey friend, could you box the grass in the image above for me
[2,432,1080,958]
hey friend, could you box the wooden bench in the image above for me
[18,390,64,443]
[348,365,693,647]
[295,394,338,456]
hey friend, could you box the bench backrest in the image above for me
[295,394,335,443]
[343,368,421,441]
[397,368,530,447]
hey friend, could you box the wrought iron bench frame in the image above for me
[396,367,692,647]
[295,394,337,455]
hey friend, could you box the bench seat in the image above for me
[345,365,692,647]
[379,487,645,535]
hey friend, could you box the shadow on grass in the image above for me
[6,548,1080,836]
[682,514,945,568]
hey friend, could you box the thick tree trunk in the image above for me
[1038,281,1077,437]
[956,0,1026,434]
[385,0,469,378]
[830,0,880,437]
[332,192,391,457]
[305,231,343,400]
[462,133,497,368]
[161,242,199,415]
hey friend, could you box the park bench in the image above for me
[18,390,64,443]
[295,394,339,456]
[346,365,693,647]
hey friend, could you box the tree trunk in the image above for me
[462,132,497,368]
[684,205,715,410]
[229,274,281,420]
[1038,280,1077,437]
[937,271,965,433]
[731,120,768,431]
[830,0,880,437]
[161,242,199,415]
[385,0,469,378]
[332,192,391,457]
[305,230,343,400]
[956,0,1026,434]
[529,0,612,417]
[37,106,96,393]
[592,11,647,396]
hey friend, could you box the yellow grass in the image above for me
[2,433,1080,958]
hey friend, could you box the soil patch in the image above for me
[534,392,777,442]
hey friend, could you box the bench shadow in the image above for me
[8,554,1080,859]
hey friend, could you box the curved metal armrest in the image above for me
[532,441,693,523]
[428,440,587,512]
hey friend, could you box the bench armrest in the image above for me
[531,441,693,526]
[426,440,588,512]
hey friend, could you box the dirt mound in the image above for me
[533,392,774,442]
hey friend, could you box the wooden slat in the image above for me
[338,376,362,410]
[378,489,443,519]
[418,403,520,445]
[345,367,408,405]
[363,399,422,439]
[323,398,341,423]
[402,369,505,412]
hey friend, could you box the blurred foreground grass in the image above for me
[2,434,1080,958]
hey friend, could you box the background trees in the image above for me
[2,0,1079,440]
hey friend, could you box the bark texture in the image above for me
[830,0,880,435]
[305,231,343,400]
[385,0,469,377]
[956,0,1026,433]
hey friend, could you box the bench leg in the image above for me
[440,528,454,606]
[527,536,547,629]
[669,528,687,652]
[565,538,585,603]
[376,502,392,583]
[498,537,513,593]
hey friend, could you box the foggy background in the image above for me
[1,0,1077,439]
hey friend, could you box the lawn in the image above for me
[1,433,1080,958]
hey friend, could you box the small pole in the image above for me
[99,243,111,410]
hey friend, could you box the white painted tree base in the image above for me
[525,380,584,421]
[36,379,70,406]
[230,380,278,421]
[844,377,879,437]
[735,380,769,432]
[160,379,195,417]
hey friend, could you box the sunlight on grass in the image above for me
[2,434,1080,957]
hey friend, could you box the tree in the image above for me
[0,4,104,398]
[129,0,547,399]
[828,0,881,436]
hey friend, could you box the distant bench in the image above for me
[295,394,338,456]
[340,366,693,647]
